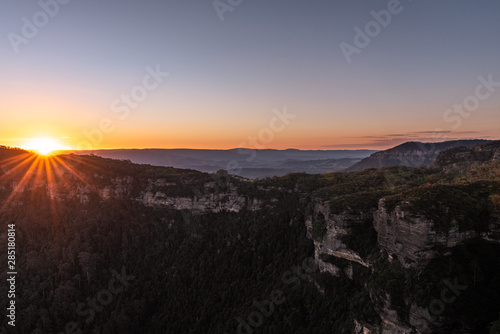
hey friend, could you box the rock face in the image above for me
[5,164,266,214]
[374,198,500,268]
[140,186,261,213]
[346,140,489,172]
[307,180,500,333]
[139,177,264,213]
[373,293,414,334]
[306,201,372,277]
[369,296,432,334]
[306,199,440,334]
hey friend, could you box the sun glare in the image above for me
[23,138,70,156]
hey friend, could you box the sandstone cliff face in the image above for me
[8,169,267,214]
[307,188,500,333]
[54,176,135,204]
[359,290,435,334]
[140,187,261,213]
[139,178,265,213]
[374,198,500,268]
[23,169,267,213]
[306,199,439,334]
[306,200,372,277]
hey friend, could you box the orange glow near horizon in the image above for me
[18,138,71,156]
[3,124,499,153]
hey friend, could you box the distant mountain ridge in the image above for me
[65,148,376,178]
[345,139,491,172]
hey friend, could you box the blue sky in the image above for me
[1,0,499,150]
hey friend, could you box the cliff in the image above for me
[306,181,500,332]
[305,148,500,333]
[2,145,500,333]
[375,198,500,268]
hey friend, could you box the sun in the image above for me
[23,137,70,156]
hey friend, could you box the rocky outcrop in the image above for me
[140,179,264,213]
[354,298,433,334]
[375,296,432,334]
[354,319,376,334]
[140,189,259,213]
[374,198,500,268]
[306,200,371,276]
[374,293,414,334]
[308,179,500,333]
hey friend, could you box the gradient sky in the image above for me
[1,0,499,150]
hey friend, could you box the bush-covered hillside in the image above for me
[1,142,499,333]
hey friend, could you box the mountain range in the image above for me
[64,148,375,178]
[65,139,492,178]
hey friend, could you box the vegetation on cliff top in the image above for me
[1,142,499,333]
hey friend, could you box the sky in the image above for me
[1,0,499,150]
